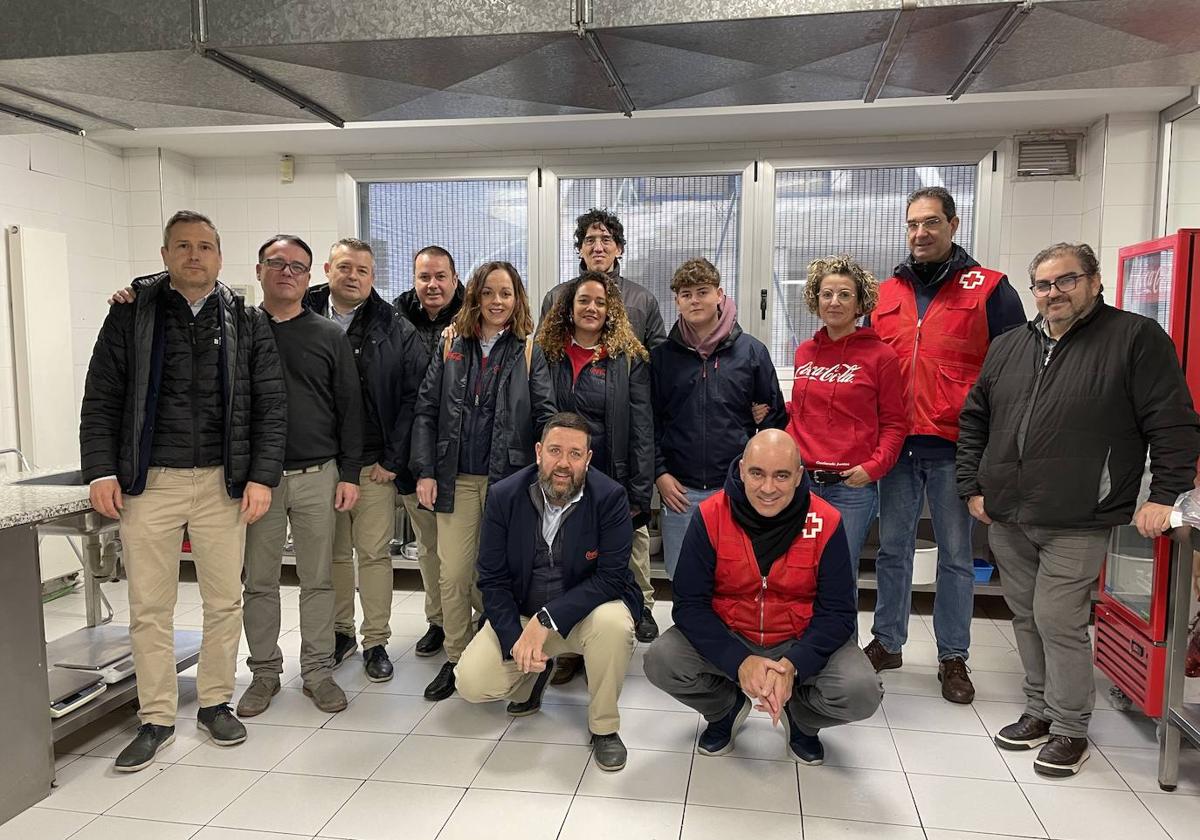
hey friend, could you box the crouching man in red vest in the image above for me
[644,429,882,763]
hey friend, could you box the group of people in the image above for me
[81,187,1200,781]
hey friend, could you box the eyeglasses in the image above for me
[1030,273,1087,297]
[582,235,615,247]
[905,217,945,233]
[818,290,856,303]
[262,257,311,276]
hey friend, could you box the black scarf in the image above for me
[728,482,810,577]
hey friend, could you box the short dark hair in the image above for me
[257,234,313,265]
[541,411,591,448]
[330,237,373,258]
[670,257,720,293]
[1028,242,1100,281]
[413,245,457,276]
[906,187,957,221]
[573,209,625,271]
[163,210,220,251]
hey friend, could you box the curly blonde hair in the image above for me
[803,255,879,317]
[536,271,648,363]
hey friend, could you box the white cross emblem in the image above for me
[959,270,986,290]
[802,512,823,539]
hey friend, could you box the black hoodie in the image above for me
[394,283,465,366]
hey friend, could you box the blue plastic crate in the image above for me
[973,558,995,583]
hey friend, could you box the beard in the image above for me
[539,468,584,506]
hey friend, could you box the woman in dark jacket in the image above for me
[535,271,657,682]
[410,260,556,700]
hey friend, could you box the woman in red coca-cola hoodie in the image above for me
[787,256,908,580]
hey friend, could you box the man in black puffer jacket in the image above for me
[81,210,286,773]
[392,245,464,657]
[957,242,1200,778]
[305,237,421,683]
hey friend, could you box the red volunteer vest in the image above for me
[872,266,1003,441]
[700,491,842,647]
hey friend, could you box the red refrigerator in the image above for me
[1094,229,1200,716]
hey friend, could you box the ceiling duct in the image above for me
[946,0,1035,101]
[1015,134,1080,178]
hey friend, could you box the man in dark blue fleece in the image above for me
[643,430,882,764]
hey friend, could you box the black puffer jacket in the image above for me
[305,284,422,492]
[80,272,287,497]
[957,299,1200,528]
[395,283,465,364]
[548,352,654,512]
[410,332,556,513]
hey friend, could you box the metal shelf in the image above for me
[1157,529,1200,791]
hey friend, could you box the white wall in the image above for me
[1167,109,1200,230]
[0,133,130,470]
[1096,113,1158,285]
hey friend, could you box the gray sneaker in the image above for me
[197,703,247,746]
[236,676,280,718]
[115,723,175,772]
[303,677,348,713]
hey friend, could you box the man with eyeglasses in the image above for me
[957,242,1199,776]
[539,209,667,670]
[864,186,1025,705]
[303,237,419,683]
[237,235,364,718]
[82,210,287,771]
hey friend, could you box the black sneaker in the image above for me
[415,624,445,657]
[424,660,457,701]
[1034,735,1090,777]
[591,732,627,772]
[197,703,247,746]
[363,644,394,682]
[783,705,824,765]
[697,694,751,756]
[994,714,1052,751]
[333,632,358,668]
[114,723,175,772]
[635,608,659,643]
[508,659,555,716]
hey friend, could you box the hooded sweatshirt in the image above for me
[787,326,908,481]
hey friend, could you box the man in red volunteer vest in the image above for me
[864,187,1025,704]
[643,430,882,764]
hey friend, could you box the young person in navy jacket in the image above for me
[454,413,640,772]
[643,430,882,764]
[787,256,907,581]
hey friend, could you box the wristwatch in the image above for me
[536,609,555,631]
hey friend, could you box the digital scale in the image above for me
[48,668,106,719]
[49,623,136,685]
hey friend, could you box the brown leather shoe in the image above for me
[994,714,1051,750]
[1034,735,1090,777]
[863,639,903,673]
[551,653,584,685]
[938,657,975,704]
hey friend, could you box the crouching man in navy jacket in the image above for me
[454,412,640,772]
[644,429,882,764]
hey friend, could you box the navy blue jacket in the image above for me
[477,463,642,659]
[650,322,787,490]
[672,460,857,682]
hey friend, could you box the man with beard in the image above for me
[453,412,640,772]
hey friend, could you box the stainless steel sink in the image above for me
[13,470,84,486]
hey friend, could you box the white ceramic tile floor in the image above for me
[22,602,1198,840]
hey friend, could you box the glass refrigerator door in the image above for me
[1119,247,1175,331]
[1103,524,1157,625]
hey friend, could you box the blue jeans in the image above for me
[871,451,974,660]
[810,482,878,584]
[661,486,719,580]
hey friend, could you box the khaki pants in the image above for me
[456,600,635,735]
[435,474,488,662]
[120,467,245,726]
[401,492,441,626]
[631,525,653,610]
[244,460,338,688]
[332,465,396,650]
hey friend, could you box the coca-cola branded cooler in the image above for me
[1095,229,1200,716]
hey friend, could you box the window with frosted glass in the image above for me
[770,165,977,367]
[557,174,741,320]
[359,179,529,303]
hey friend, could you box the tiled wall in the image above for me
[1096,113,1158,284]
[1167,111,1200,230]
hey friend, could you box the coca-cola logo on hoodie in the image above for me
[794,361,861,383]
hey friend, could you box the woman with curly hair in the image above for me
[787,255,907,581]
[410,260,556,701]
[536,272,657,683]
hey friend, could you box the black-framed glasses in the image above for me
[261,257,311,276]
[1030,273,1088,297]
